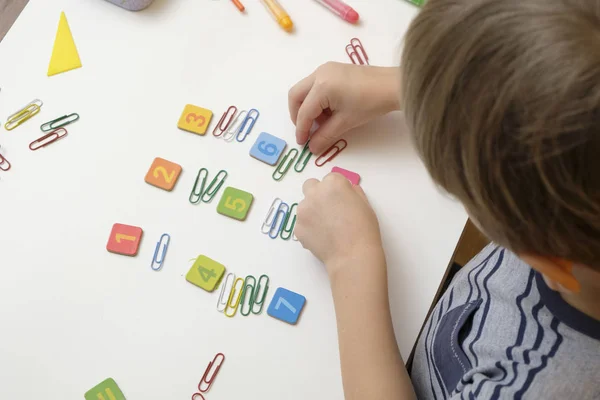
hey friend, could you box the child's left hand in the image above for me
[295,173,384,279]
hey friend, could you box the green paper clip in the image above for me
[189,168,209,204]
[252,274,270,315]
[40,113,79,132]
[294,142,312,172]
[239,275,257,317]
[273,148,299,181]
[280,203,297,240]
[202,169,228,203]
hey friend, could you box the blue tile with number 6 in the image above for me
[250,132,287,165]
[267,287,306,325]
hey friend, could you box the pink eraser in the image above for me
[332,166,360,185]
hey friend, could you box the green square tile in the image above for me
[85,378,125,400]
[217,187,254,221]
[186,255,226,292]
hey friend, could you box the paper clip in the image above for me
[29,128,68,151]
[191,393,206,400]
[217,273,236,312]
[236,108,259,142]
[315,139,347,167]
[150,233,170,271]
[346,38,369,65]
[40,113,79,132]
[239,275,257,317]
[201,170,228,203]
[280,203,298,240]
[0,147,10,171]
[198,353,225,393]
[222,110,247,142]
[231,0,245,12]
[212,106,237,137]
[294,142,312,172]
[269,202,289,239]
[252,274,270,315]
[261,198,283,234]
[273,148,299,181]
[189,168,209,204]
[224,277,244,317]
[5,99,43,131]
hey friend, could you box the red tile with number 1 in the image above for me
[106,223,143,256]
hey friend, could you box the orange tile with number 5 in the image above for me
[106,223,143,256]
[145,157,182,191]
[177,104,213,135]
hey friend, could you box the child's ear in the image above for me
[519,254,581,293]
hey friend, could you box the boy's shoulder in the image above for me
[411,244,600,399]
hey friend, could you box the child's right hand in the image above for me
[288,63,401,154]
[295,173,385,280]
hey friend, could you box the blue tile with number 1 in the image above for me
[250,132,287,165]
[267,287,306,325]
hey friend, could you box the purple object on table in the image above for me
[104,0,154,11]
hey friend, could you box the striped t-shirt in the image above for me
[411,244,600,399]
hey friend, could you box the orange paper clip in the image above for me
[346,38,369,65]
[315,139,347,167]
[213,106,238,137]
[0,148,11,171]
[29,128,68,151]
[198,353,225,393]
[231,0,245,12]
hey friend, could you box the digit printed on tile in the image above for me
[217,187,254,221]
[144,157,182,191]
[186,255,226,292]
[106,223,143,256]
[249,132,287,165]
[177,104,213,135]
[267,287,306,325]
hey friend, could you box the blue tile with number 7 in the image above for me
[267,287,306,325]
[250,132,287,165]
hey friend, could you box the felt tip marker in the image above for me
[261,0,294,32]
[313,0,359,24]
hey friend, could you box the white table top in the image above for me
[0,0,467,398]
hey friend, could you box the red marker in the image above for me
[314,0,359,24]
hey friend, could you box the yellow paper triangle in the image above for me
[47,12,82,77]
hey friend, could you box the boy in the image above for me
[288,0,600,399]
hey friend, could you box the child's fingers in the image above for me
[302,178,320,196]
[308,114,344,154]
[288,73,315,124]
[295,88,329,146]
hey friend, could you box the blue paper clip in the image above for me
[151,233,170,271]
[236,108,259,142]
[268,202,289,239]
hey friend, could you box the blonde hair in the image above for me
[401,0,600,268]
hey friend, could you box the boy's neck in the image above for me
[561,265,600,321]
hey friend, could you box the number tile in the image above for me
[106,223,143,256]
[144,157,182,191]
[217,187,254,221]
[177,104,213,135]
[186,255,226,292]
[84,377,126,400]
[267,287,306,325]
[331,166,360,186]
[249,132,287,165]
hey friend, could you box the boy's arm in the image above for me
[330,249,417,400]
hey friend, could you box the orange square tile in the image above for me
[106,223,143,256]
[144,157,182,191]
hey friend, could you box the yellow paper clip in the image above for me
[224,277,244,318]
[5,99,43,131]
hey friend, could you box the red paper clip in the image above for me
[346,38,369,65]
[198,353,225,393]
[29,127,68,151]
[315,139,348,167]
[213,106,238,137]
[231,0,245,12]
[0,150,11,171]
[191,393,206,400]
